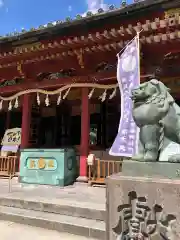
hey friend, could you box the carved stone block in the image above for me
[106,169,180,239]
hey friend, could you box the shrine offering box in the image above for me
[19,148,77,186]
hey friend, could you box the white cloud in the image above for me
[0,0,4,8]
[82,0,108,16]
[68,5,72,12]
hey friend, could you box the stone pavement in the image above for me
[0,178,105,210]
[0,221,97,240]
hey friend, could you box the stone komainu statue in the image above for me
[131,79,180,162]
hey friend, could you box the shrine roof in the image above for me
[0,0,171,44]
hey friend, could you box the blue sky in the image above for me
[0,0,134,35]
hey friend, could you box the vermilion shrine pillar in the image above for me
[21,94,31,148]
[77,88,90,182]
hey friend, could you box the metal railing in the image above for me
[0,156,17,192]
[88,158,122,186]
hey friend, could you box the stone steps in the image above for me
[0,197,106,239]
[0,197,105,220]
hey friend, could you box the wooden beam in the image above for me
[0,71,117,94]
[1,69,179,96]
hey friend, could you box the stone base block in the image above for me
[122,160,180,179]
[106,173,180,240]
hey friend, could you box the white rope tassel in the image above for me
[14,97,19,108]
[57,92,62,105]
[63,88,71,100]
[8,101,12,111]
[45,94,50,106]
[37,93,40,105]
[88,88,95,99]
[109,88,117,99]
[99,89,107,102]
[0,100,3,110]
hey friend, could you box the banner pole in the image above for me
[117,29,143,59]
[117,35,137,57]
[135,31,142,154]
[137,31,140,82]
[136,29,143,82]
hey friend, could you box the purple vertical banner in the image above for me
[109,37,140,157]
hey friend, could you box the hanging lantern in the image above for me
[8,101,12,111]
[14,97,19,108]
[45,94,50,106]
[57,92,62,105]
[88,88,95,99]
[37,93,40,105]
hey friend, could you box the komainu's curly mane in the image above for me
[146,94,166,107]
[132,79,174,110]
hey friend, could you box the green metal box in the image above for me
[19,148,77,186]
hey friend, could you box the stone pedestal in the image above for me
[121,160,180,179]
[106,161,180,240]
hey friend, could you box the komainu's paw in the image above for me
[168,154,180,163]
[144,151,158,162]
[131,154,144,161]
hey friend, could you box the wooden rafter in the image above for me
[0,15,179,64]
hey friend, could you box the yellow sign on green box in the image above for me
[26,158,57,171]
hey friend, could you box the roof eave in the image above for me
[0,0,173,44]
